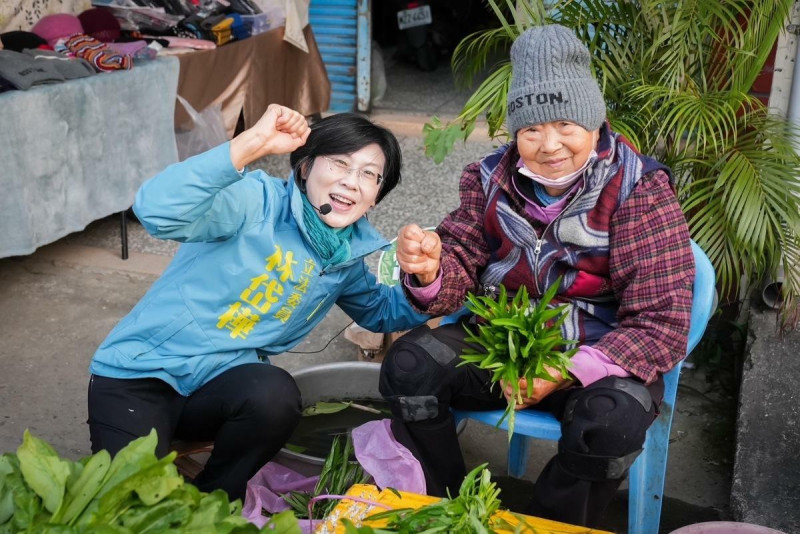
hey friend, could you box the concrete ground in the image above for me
[0,58,736,533]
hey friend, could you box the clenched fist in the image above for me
[230,104,310,169]
[396,224,441,286]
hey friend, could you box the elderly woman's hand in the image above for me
[501,367,574,409]
[397,224,441,286]
[230,104,310,169]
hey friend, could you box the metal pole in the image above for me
[120,210,129,260]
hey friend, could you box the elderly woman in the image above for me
[88,107,430,501]
[379,24,694,527]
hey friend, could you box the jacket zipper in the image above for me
[531,189,584,294]
[306,270,329,321]
[307,292,330,321]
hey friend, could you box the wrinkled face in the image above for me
[516,121,599,182]
[304,143,386,228]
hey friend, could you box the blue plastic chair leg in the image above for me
[627,362,682,534]
[508,433,532,478]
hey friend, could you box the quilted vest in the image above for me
[478,130,669,344]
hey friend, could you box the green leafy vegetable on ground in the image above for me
[302,401,386,417]
[282,434,370,521]
[460,279,578,440]
[0,429,300,533]
[360,464,510,533]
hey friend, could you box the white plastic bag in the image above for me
[175,94,229,161]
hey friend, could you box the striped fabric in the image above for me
[63,34,131,71]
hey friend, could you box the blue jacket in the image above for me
[90,143,430,395]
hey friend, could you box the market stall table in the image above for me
[174,25,331,137]
[0,57,180,259]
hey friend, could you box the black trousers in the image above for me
[379,323,664,528]
[87,363,302,501]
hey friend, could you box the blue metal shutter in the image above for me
[309,0,370,112]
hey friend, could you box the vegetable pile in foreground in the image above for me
[460,279,577,440]
[358,464,507,533]
[0,429,299,533]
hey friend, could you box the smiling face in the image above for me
[304,143,386,228]
[516,121,599,192]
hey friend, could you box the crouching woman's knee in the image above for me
[239,365,302,433]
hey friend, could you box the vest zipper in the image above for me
[531,190,584,294]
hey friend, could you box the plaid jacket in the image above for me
[405,127,694,383]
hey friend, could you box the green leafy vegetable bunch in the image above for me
[355,464,506,534]
[282,434,370,521]
[460,279,577,440]
[0,429,300,533]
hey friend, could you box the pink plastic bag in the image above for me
[243,419,425,528]
[242,462,318,528]
[352,419,426,495]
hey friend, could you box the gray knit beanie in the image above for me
[507,24,606,136]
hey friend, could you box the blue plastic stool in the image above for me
[452,240,716,534]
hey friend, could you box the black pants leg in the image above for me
[88,374,184,458]
[526,376,663,527]
[87,363,302,501]
[379,322,663,528]
[176,364,302,500]
[380,323,507,496]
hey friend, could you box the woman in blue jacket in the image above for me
[87,105,430,500]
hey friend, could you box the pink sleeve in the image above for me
[569,345,632,386]
[402,272,443,306]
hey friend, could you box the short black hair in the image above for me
[290,113,401,203]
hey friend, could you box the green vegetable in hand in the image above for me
[460,279,578,440]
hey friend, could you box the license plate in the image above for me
[397,5,432,30]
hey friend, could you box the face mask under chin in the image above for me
[518,150,598,190]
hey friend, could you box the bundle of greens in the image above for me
[460,279,578,440]
[349,464,509,534]
[0,429,299,533]
[282,434,370,521]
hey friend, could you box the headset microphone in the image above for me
[316,203,332,215]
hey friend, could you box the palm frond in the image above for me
[455,61,513,139]
[725,0,793,92]
[485,0,522,40]
[627,85,748,158]
[452,27,513,89]
[680,111,800,296]
[680,174,743,296]
[779,228,800,332]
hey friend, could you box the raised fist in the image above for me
[396,224,441,286]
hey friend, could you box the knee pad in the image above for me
[379,327,458,423]
[558,377,656,480]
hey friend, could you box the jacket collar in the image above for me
[287,174,390,267]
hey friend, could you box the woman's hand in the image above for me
[397,224,441,286]
[230,104,310,169]
[501,367,574,409]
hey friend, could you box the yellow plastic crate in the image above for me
[313,484,613,534]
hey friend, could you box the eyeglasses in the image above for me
[322,156,383,186]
